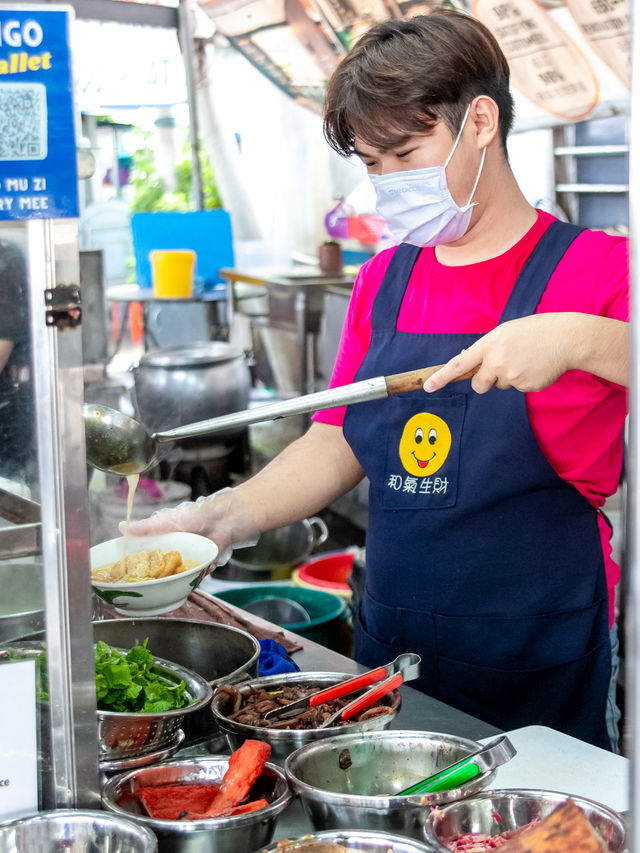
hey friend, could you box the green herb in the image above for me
[94,639,188,713]
[7,640,189,714]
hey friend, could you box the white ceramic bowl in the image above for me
[90,532,218,616]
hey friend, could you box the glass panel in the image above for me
[0,222,50,816]
[0,225,39,498]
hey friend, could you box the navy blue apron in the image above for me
[344,221,611,748]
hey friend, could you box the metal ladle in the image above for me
[84,362,478,475]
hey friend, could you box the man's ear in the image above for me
[470,96,500,149]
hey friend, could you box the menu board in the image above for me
[474,0,599,120]
[563,0,629,87]
[0,6,79,219]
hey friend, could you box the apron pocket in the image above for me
[434,600,608,670]
[436,639,611,748]
[376,394,466,510]
[353,606,400,669]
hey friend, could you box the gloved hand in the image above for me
[119,487,260,566]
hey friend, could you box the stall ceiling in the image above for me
[196,0,630,129]
[27,0,629,129]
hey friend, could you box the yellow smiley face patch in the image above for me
[398,412,452,477]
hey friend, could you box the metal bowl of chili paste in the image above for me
[210,671,401,762]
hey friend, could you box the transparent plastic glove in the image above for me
[118,487,260,566]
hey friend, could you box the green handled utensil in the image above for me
[398,734,516,796]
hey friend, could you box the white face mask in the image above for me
[369,105,486,248]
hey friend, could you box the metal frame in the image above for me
[27,218,100,808]
[19,0,178,27]
[178,0,205,210]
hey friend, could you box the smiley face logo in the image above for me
[398,413,452,477]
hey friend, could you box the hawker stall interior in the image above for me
[0,0,636,851]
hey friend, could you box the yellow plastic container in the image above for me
[149,249,196,298]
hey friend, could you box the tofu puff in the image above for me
[91,548,196,583]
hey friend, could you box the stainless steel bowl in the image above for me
[242,595,311,626]
[100,729,186,779]
[93,618,261,747]
[0,642,211,761]
[284,730,496,840]
[257,829,434,852]
[98,654,212,761]
[102,756,291,853]
[425,789,627,852]
[210,672,401,763]
[0,809,157,853]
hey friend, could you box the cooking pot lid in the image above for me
[138,342,245,369]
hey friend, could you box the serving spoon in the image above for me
[84,362,477,475]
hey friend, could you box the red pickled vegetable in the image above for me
[138,783,220,820]
[227,798,270,815]
[138,740,273,822]
[201,740,272,818]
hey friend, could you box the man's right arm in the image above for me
[124,421,365,562]
[234,420,365,532]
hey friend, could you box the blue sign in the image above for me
[0,7,79,219]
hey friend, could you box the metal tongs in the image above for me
[263,653,421,728]
[399,735,516,797]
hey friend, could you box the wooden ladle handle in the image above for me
[384,364,479,396]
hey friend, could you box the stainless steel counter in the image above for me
[175,598,628,845]
[208,612,501,845]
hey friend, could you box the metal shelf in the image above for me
[554,145,629,157]
[555,183,629,194]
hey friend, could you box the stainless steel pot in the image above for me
[216,517,329,581]
[132,342,251,438]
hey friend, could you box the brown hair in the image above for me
[323,8,514,156]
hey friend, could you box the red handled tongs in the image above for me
[263,653,421,727]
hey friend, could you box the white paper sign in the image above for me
[0,660,38,820]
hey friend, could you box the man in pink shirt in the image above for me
[128,9,629,749]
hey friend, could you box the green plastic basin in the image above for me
[214,584,347,651]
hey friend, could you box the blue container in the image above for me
[131,210,234,289]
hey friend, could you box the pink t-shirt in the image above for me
[314,211,629,625]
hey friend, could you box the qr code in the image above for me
[0,83,47,161]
